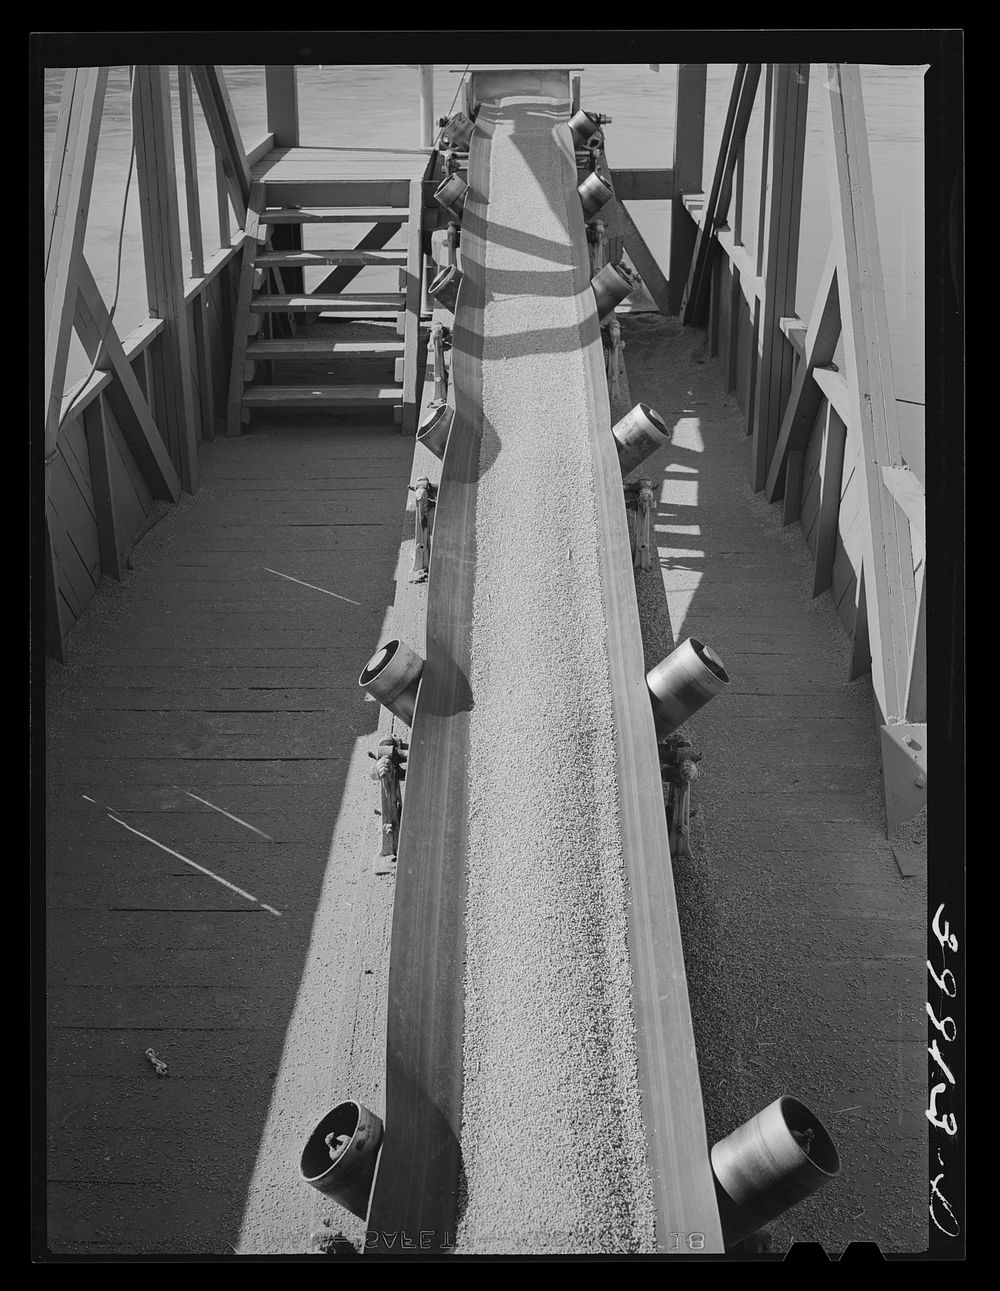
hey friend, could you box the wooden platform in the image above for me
[250,146,432,184]
[250,146,433,205]
[45,422,415,1255]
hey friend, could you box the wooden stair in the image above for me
[259,206,410,225]
[251,293,404,315]
[246,338,404,357]
[226,180,423,435]
[255,249,408,268]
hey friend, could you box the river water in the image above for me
[43,63,925,477]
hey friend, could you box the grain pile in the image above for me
[454,96,656,1255]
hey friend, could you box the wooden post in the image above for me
[811,402,847,597]
[226,183,266,437]
[84,394,123,580]
[177,66,204,278]
[827,63,914,722]
[764,248,840,501]
[194,295,217,440]
[749,64,810,492]
[75,255,181,502]
[754,65,774,282]
[745,294,761,432]
[418,65,434,147]
[265,66,302,293]
[215,152,231,248]
[707,260,719,356]
[265,66,298,147]
[44,67,109,465]
[668,64,706,315]
[44,512,67,662]
[904,564,927,723]
[400,178,424,434]
[781,448,804,525]
[132,65,201,492]
[734,139,745,245]
[726,266,741,392]
[680,64,761,326]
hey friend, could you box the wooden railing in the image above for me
[669,63,927,833]
[43,63,447,660]
[43,65,286,661]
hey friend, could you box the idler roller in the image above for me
[359,640,425,725]
[592,259,635,320]
[569,108,613,147]
[301,1100,384,1221]
[613,402,671,475]
[646,637,730,737]
[711,1096,841,1247]
[428,264,460,311]
[578,170,614,219]
[434,173,468,219]
[439,109,476,149]
[417,401,453,459]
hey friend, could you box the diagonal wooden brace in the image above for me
[681,64,761,326]
[74,260,181,502]
[45,67,109,462]
[189,66,251,226]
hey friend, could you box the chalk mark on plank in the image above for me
[263,567,361,605]
[105,814,282,916]
[180,789,273,840]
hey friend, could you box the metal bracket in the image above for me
[658,734,702,861]
[632,476,654,570]
[430,322,448,403]
[604,315,626,396]
[442,149,467,178]
[587,219,607,276]
[410,476,437,580]
[370,736,407,872]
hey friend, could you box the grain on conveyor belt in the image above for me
[455,94,656,1256]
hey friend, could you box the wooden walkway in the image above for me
[45,417,415,1255]
[44,313,925,1256]
[624,313,926,1253]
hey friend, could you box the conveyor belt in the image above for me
[363,123,487,1261]
[367,70,722,1254]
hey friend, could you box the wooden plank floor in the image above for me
[45,417,415,1255]
[624,314,926,1254]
